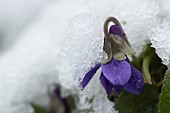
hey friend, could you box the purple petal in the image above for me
[113,85,123,93]
[123,65,144,95]
[100,73,114,95]
[101,58,131,85]
[81,63,101,89]
[109,25,124,37]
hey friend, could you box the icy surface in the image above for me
[149,21,170,67]
[148,0,170,68]
[66,13,104,83]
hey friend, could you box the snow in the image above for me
[149,21,170,67]
[66,13,105,84]
[0,12,63,113]
[148,0,170,68]
[0,0,170,113]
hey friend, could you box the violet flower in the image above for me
[80,18,144,95]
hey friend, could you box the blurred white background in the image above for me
[0,0,50,51]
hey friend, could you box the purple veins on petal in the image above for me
[100,72,114,95]
[123,65,144,95]
[101,58,131,85]
[81,63,101,89]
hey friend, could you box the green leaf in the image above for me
[31,103,49,113]
[159,70,170,113]
[115,84,159,113]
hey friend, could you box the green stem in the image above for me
[142,52,154,84]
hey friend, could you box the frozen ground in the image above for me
[0,0,170,113]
